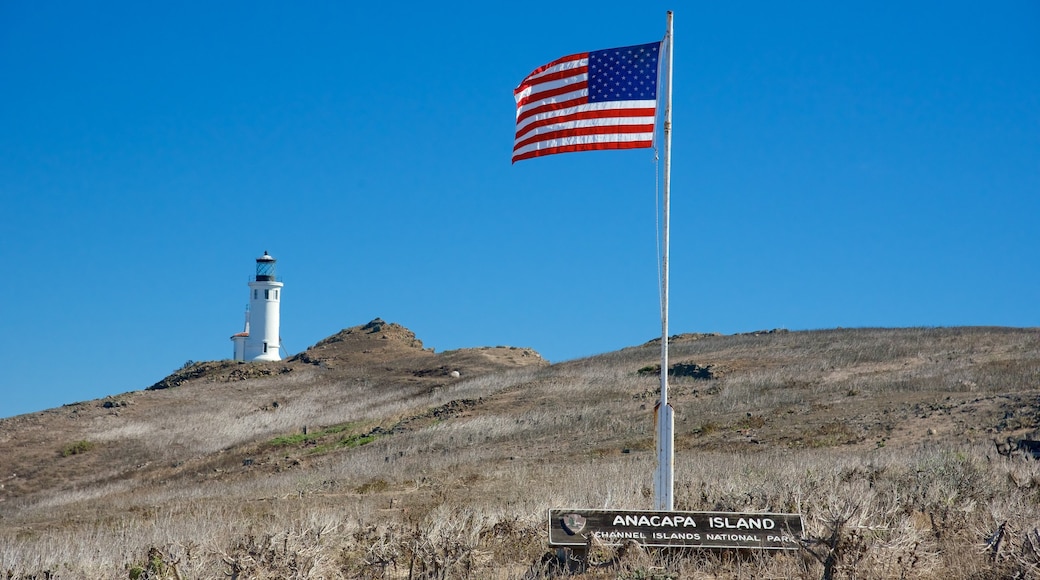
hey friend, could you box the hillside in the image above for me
[1,324,1039,579]
[0,318,546,506]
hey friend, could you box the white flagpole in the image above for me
[653,10,675,512]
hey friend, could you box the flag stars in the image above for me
[588,42,660,103]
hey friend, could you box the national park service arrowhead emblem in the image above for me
[561,513,587,535]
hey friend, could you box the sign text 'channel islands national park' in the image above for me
[548,509,804,550]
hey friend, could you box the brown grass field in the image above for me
[2,321,1040,579]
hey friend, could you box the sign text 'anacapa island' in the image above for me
[548,509,804,550]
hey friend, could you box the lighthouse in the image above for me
[230,251,283,362]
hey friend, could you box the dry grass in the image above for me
[8,446,1040,578]
[2,326,1039,578]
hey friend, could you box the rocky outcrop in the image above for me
[638,360,726,380]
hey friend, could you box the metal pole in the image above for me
[653,10,675,512]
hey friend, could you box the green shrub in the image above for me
[310,433,377,455]
[61,440,94,457]
[268,423,378,455]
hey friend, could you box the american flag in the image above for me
[512,41,661,163]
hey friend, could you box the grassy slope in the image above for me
[1,325,1039,579]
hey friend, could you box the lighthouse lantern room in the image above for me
[231,251,283,362]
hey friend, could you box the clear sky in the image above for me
[2,2,1037,419]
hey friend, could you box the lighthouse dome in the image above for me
[255,252,277,281]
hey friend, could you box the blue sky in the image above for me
[2,2,1037,418]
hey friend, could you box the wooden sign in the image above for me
[548,508,803,550]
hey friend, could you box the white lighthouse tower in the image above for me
[230,251,283,362]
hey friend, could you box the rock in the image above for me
[638,361,725,380]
